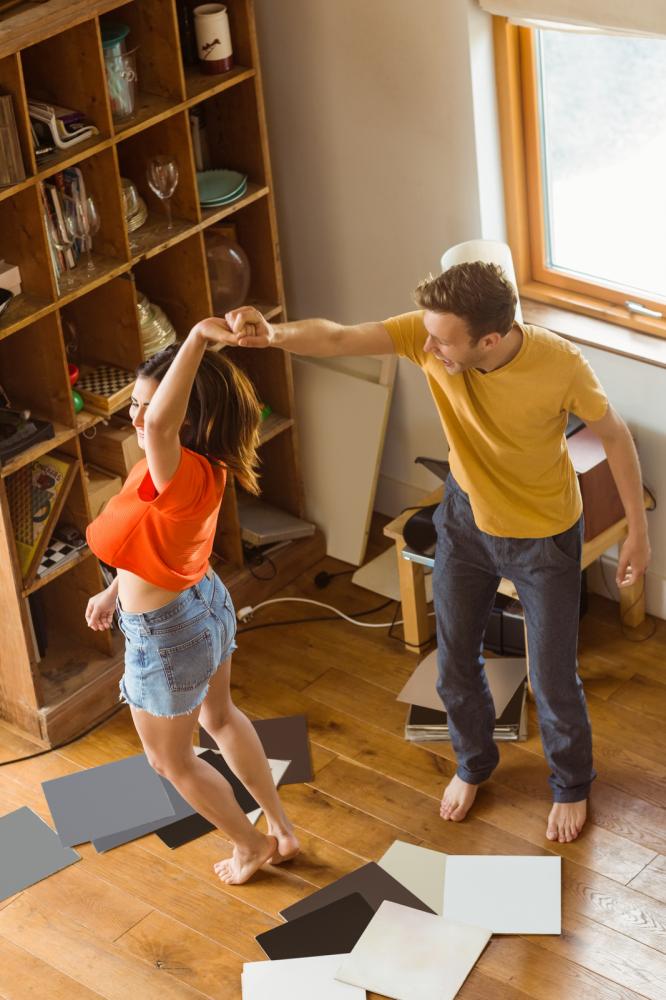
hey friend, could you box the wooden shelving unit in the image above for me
[0,0,321,745]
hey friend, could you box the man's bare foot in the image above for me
[267,824,300,865]
[546,800,587,843]
[213,834,277,885]
[440,774,479,822]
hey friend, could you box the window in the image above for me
[494,19,666,338]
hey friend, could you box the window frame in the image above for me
[493,17,666,340]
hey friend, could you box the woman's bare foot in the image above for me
[268,824,300,865]
[546,800,587,843]
[213,834,277,885]
[440,774,479,821]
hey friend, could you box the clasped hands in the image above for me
[189,306,273,351]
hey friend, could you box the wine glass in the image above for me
[46,213,76,292]
[64,195,101,272]
[146,155,179,230]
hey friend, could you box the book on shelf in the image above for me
[237,494,316,546]
[0,93,26,186]
[5,452,78,587]
[27,100,98,151]
[404,678,528,743]
[41,167,88,278]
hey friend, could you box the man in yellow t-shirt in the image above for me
[216,262,650,845]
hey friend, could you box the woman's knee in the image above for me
[145,747,194,780]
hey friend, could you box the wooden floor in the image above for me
[1,522,665,999]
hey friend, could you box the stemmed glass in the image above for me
[146,155,179,231]
[65,195,101,272]
[46,213,76,292]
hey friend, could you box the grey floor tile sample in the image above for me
[42,753,176,847]
[0,807,81,899]
[280,861,434,922]
[335,900,491,1000]
[200,714,312,784]
[378,840,447,915]
[257,893,374,960]
[442,855,561,934]
[92,775,195,852]
[242,955,364,998]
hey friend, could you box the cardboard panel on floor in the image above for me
[256,893,374,961]
[335,900,491,1000]
[397,650,527,716]
[280,861,434,922]
[241,954,364,999]
[0,807,81,900]
[200,714,313,785]
[442,855,561,934]
[377,840,447,916]
[42,753,175,847]
[92,774,196,852]
[156,749,259,849]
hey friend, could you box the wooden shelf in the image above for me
[23,544,92,597]
[0,0,300,746]
[259,412,293,446]
[0,422,75,478]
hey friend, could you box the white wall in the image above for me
[254,0,502,510]
[254,0,665,616]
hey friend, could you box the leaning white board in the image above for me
[293,355,396,565]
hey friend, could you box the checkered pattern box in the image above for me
[81,419,141,480]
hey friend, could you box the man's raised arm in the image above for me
[215,306,395,357]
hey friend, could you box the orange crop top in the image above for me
[86,447,226,591]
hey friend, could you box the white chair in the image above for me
[440,239,523,323]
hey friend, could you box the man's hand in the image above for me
[616,530,651,588]
[225,306,275,348]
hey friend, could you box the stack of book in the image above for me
[0,94,26,186]
[397,650,528,743]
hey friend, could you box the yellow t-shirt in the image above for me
[383,311,609,538]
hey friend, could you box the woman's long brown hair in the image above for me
[137,345,261,494]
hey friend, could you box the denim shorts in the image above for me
[116,570,237,717]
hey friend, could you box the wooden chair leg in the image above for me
[619,577,646,629]
[395,543,430,651]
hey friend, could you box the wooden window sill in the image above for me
[522,299,666,370]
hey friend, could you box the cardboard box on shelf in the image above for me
[84,464,122,519]
[81,419,141,480]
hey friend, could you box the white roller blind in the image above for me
[478,1,666,37]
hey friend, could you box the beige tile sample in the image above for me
[378,839,447,915]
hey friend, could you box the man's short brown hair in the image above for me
[414,262,517,343]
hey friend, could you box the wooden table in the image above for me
[384,486,648,652]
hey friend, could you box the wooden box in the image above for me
[567,427,624,540]
[81,419,141,479]
[84,464,122,519]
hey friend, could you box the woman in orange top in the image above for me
[85,320,298,884]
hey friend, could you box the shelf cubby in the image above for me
[61,272,142,372]
[0,183,55,337]
[20,18,113,174]
[101,0,186,138]
[196,76,266,188]
[0,52,35,179]
[0,312,74,428]
[132,231,210,337]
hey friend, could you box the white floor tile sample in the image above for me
[242,954,364,999]
[335,900,491,1000]
[442,855,561,934]
[378,840,447,915]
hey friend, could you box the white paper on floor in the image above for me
[335,900,491,1000]
[397,650,526,716]
[377,840,447,915]
[242,954,364,999]
[442,855,561,934]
